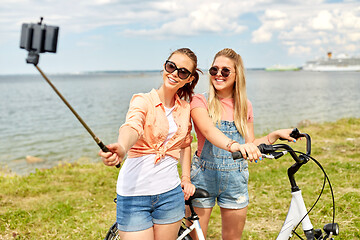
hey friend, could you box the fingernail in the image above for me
[255,160,258,163]
[293,139,296,142]
[259,157,262,161]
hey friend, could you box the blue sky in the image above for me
[1,0,359,74]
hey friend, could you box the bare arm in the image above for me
[251,127,297,146]
[179,145,195,200]
[99,126,139,167]
[191,107,261,161]
[191,107,234,149]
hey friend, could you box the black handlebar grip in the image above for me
[232,151,243,160]
[98,141,121,168]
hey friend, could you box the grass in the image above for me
[1,118,359,239]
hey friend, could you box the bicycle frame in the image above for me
[177,219,205,240]
[277,190,314,240]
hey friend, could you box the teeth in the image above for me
[215,79,225,82]
[168,77,178,83]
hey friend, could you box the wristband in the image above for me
[226,140,237,152]
[181,175,191,181]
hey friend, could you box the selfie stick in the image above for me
[35,65,110,153]
[20,18,121,168]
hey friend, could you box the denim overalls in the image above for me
[191,120,249,209]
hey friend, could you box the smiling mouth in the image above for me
[168,77,179,84]
[215,78,225,82]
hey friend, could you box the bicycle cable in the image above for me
[290,150,336,238]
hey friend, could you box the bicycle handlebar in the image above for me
[232,128,312,164]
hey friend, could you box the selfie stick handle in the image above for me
[34,65,121,168]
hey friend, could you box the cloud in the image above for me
[123,1,249,38]
[311,10,334,30]
[252,2,360,56]
[288,45,312,55]
[2,0,360,64]
[251,9,288,43]
[252,27,272,43]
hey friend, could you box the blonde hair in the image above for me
[208,48,248,138]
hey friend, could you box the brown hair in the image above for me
[208,48,248,138]
[168,48,202,102]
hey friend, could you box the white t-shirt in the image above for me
[116,106,180,196]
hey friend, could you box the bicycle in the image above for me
[104,128,340,240]
[231,128,339,240]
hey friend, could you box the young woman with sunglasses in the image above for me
[99,48,201,240]
[189,48,297,239]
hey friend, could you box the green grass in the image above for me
[1,118,359,239]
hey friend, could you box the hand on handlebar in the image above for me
[277,128,301,142]
[231,142,262,162]
[98,143,125,167]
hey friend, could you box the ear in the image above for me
[188,75,195,83]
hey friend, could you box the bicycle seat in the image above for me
[185,188,209,205]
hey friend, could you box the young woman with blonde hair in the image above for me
[189,48,297,239]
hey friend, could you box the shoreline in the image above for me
[1,117,358,178]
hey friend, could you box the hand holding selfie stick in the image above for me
[20,17,121,168]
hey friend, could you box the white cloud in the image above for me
[311,10,334,30]
[265,9,287,19]
[344,44,359,52]
[252,2,360,57]
[2,0,360,67]
[288,45,311,55]
[348,32,360,42]
[122,1,249,38]
[252,27,272,43]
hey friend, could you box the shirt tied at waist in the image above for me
[155,149,166,164]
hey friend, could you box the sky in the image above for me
[1,0,360,74]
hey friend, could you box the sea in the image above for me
[1,70,359,175]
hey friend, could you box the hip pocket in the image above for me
[239,162,249,184]
[190,154,202,179]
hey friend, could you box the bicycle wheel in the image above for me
[104,222,120,240]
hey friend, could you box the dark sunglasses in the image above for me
[165,60,192,80]
[209,66,231,78]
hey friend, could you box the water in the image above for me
[1,70,359,175]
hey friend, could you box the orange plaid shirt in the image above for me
[121,89,193,164]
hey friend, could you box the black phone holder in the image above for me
[20,17,59,65]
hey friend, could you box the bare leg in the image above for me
[119,227,154,240]
[220,207,248,240]
[187,207,213,240]
[153,220,182,240]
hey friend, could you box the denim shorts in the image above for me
[190,154,249,209]
[116,185,185,232]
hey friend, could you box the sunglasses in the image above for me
[209,66,231,78]
[165,60,192,80]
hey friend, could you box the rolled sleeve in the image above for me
[120,94,148,137]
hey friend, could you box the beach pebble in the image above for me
[26,155,44,163]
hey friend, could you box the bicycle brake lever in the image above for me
[262,154,274,159]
